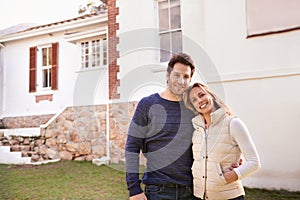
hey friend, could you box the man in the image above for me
[125,53,196,200]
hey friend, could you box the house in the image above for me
[0,0,300,192]
[0,13,114,163]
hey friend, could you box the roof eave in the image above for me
[0,14,107,43]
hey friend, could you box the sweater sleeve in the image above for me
[125,135,144,196]
[230,118,261,180]
[125,99,149,196]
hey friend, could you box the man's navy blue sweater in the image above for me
[125,93,194,196]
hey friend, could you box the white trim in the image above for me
[206,66,300,83]
[40,106,68,128]
[31,159,61,165]
[2,127,40,137]
[75,65,108,73]
[65,27,107,42]
[30,90,55,97]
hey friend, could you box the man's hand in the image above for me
[130,193,147,200]
[229,158,242,171]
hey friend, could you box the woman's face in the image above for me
[189,86,215,114]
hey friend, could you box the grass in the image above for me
[0,161,299,200]
[0,161,128,200]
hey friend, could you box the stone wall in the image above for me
[109,101,137,163]
[1,114,54,128]
[0,102,138,164]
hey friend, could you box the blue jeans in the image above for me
[145,184,195,200]
[195,195,244,200]
[229,195,244,200]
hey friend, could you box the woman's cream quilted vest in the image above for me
[191,108,245,200]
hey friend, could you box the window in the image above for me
[41,46,52,88]
[246,0,300,37]
[158,0,182,62]
[29,43,58,93]
[80,38,107,69]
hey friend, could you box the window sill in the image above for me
[31,90,55,96]
[76,65,108,73]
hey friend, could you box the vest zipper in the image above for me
[203,128,208,199]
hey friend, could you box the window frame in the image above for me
[79,36,108,70]
[40,45,52,90]
[29,42,58,93]
[158,0,182,63]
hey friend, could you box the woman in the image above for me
[183,82,261,200]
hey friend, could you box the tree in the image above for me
[78,0,107,15]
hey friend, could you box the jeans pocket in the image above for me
[144,185,163,194]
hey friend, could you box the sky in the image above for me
[0,0,89,30]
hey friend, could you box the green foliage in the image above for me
[78,0,107,15]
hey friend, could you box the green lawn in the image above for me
[0,161,299,200]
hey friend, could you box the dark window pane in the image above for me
[48,47,52,65]
[171,4,181,29]
[42,48,47,66]
[160,33,171,62]
[159,1,169,31]
[42,69,51,87]
[171,31,182,54]
[49,69,51,87]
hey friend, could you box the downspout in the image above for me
[106,26,110,161]
[106,101,110,160]
[0,43,5,119]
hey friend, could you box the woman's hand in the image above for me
[224,159,242,183]
[229,158,243,171]
[223,170,238,183]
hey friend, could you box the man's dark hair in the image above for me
[167,52,195,77]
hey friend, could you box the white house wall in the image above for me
[0,46,3,116]
[201,0,300,191]
[117,0,164,101]
[1,22,108,117]
[2,34,75,117]
[117,0,300,191]
[218,75,300,191]
[203,0,300,77]
[117,0,206,101]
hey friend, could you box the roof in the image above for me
[0,23,37,37]
[22,13,102,33]
[0,13,107,42]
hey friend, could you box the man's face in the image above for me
[167,63,192,98]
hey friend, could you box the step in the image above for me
[0,151,31,165]
[1,127,40,137]
[0,146,10,153]
[0,128,40,165]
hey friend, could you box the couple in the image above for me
[125,53,261,200]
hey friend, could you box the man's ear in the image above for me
[166,71,170,83]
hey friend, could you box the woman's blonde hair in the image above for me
[183,82,232,116]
